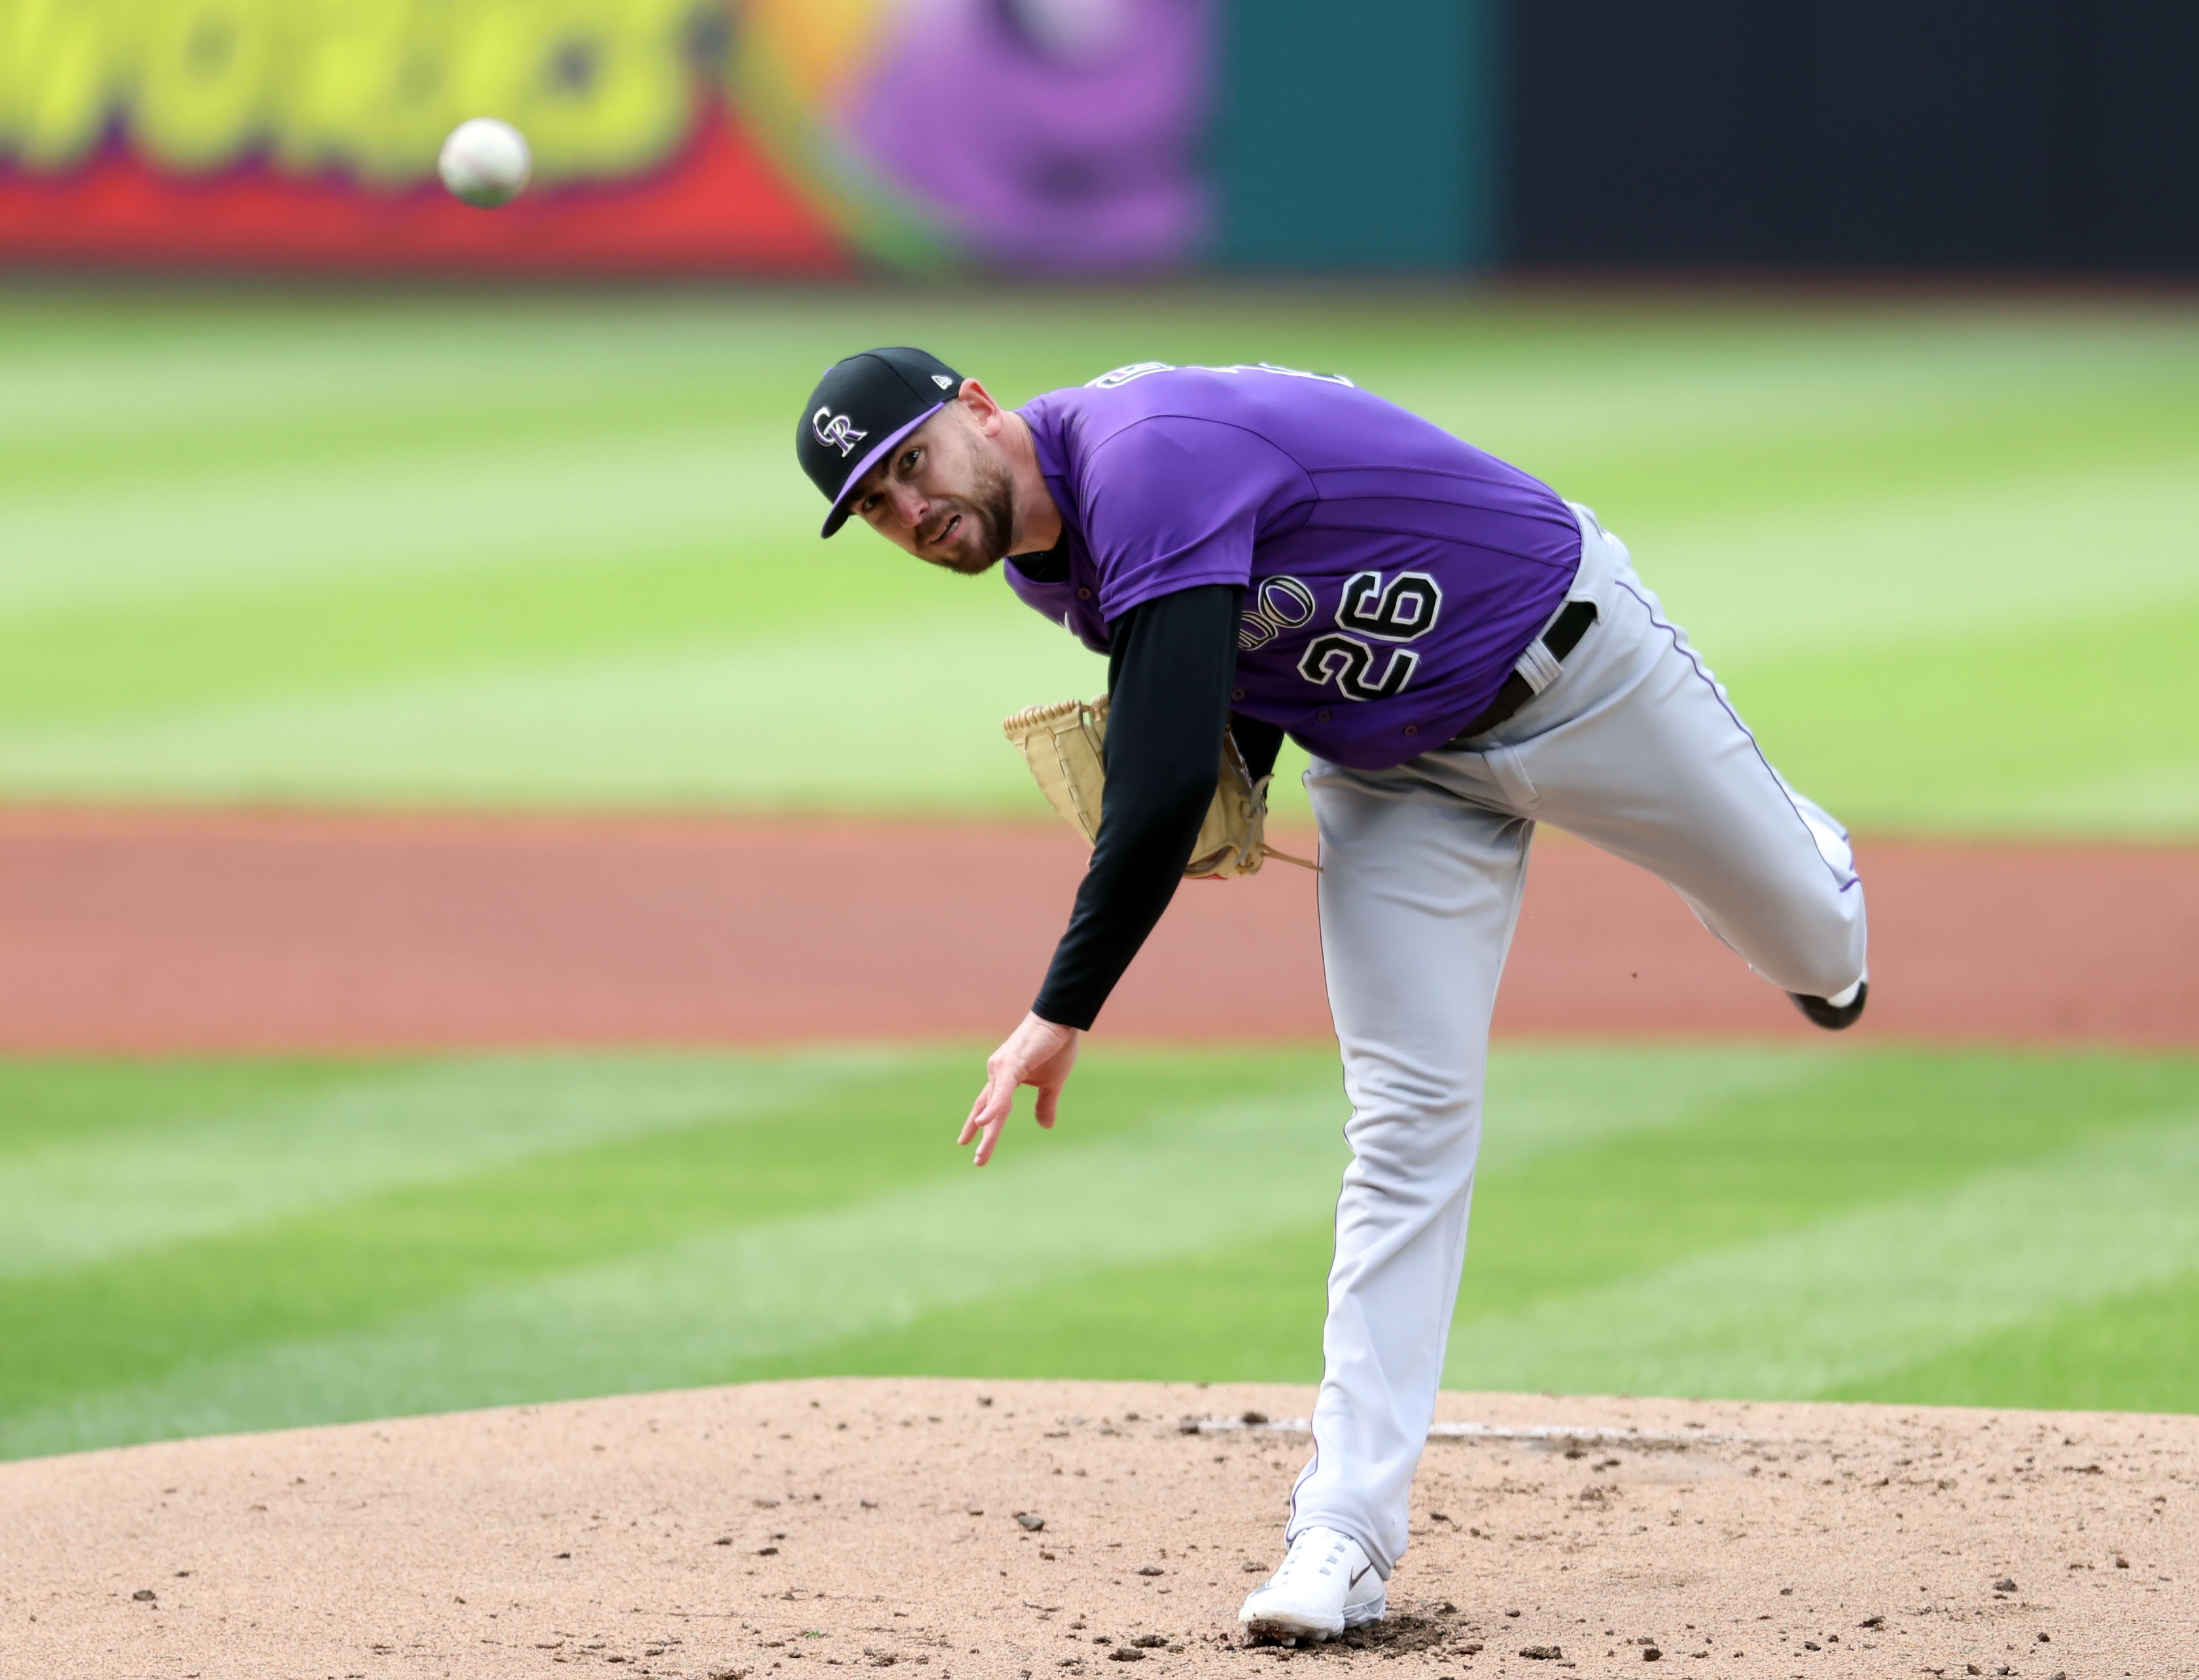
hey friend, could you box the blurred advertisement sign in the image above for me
[0,0,1212,273]
[745,0,1212,272]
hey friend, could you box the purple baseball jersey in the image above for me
[1004,362,1583,770]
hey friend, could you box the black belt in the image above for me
[1446,599,1598,746]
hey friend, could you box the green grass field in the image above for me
[3,1044,2196,1461]
[2,285,2194,1456]
[0,285,2194,831]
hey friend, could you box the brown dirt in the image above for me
[2,1376,2191,1679]
[0,807,2189,1052]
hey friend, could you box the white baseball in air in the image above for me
[438,118,532,209]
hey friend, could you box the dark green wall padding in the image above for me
[1212,0,1505,270]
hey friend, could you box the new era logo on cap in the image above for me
[796,347,965,537]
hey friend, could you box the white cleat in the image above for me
[1237,1525,1386,1644]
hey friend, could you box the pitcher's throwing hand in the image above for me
[959,1012,1080,1166]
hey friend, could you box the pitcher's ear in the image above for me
[957,379,1006,431]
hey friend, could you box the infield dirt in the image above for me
[0,808,2191,1051]
[3,1377,2192,1680]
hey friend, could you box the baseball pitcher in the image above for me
[795,349,1868,1643]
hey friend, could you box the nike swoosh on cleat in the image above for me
[1350,1564,1373,1588]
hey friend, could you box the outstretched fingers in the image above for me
[960,1072,1015,1166]
[958,1014,1080,1166]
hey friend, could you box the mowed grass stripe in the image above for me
[0,1089,1348,1459]
[0,289,2193,834]
[0,610,1106,809]
[0,1055,875,1278]
[0,1049,1322,1427]
[2,1049,2189,1454]
[0,1048,1812,1458]
[0,542,953,729]
[1618,456,2199,664]
[0,368,772,500]
[0,473,2189,818]
[0,296,943,449]
[3,1045,2194,1458]
[11,294,2183,452]
[2024,752,2199,835]
[1381,307,2199,465]
[58,302,2199,479]
[0,429,785,618]
[1730,596,2199,838]
[0,1060,366,1156]
[14,338,2189,566]
[1443,1109,2199,1400]
[8,315,2189,646]
[1501,379,2199,532]
[1454,1052,2193,1312]
[1846,1265,2199,1415]
[709,1052,2199,1399]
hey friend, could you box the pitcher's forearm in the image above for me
[1032,584,1242,1027]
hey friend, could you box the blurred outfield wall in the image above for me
[1,0,2190,276]
[0,0,1509,274]
[1513,1,2199,276]
[0,0,1220,272]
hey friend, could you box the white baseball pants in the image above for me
[1288,506,1867,1574]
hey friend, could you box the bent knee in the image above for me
[1756,878,1868,996]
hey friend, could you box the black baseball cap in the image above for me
[798,346,966,537]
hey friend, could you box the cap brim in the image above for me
[818,406,944,537]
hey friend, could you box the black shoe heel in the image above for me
[1789,980,1867,1030]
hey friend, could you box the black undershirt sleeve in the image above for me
[1030,584,1244,1030]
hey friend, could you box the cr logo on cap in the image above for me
[813,407,868,457]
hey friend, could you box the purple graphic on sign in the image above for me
[847,0,1215,271]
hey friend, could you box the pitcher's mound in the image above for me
[3,1378,2190,1677]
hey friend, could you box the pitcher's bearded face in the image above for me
[851,410,1016,575]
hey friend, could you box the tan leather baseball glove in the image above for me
[1001,693,1318,879]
